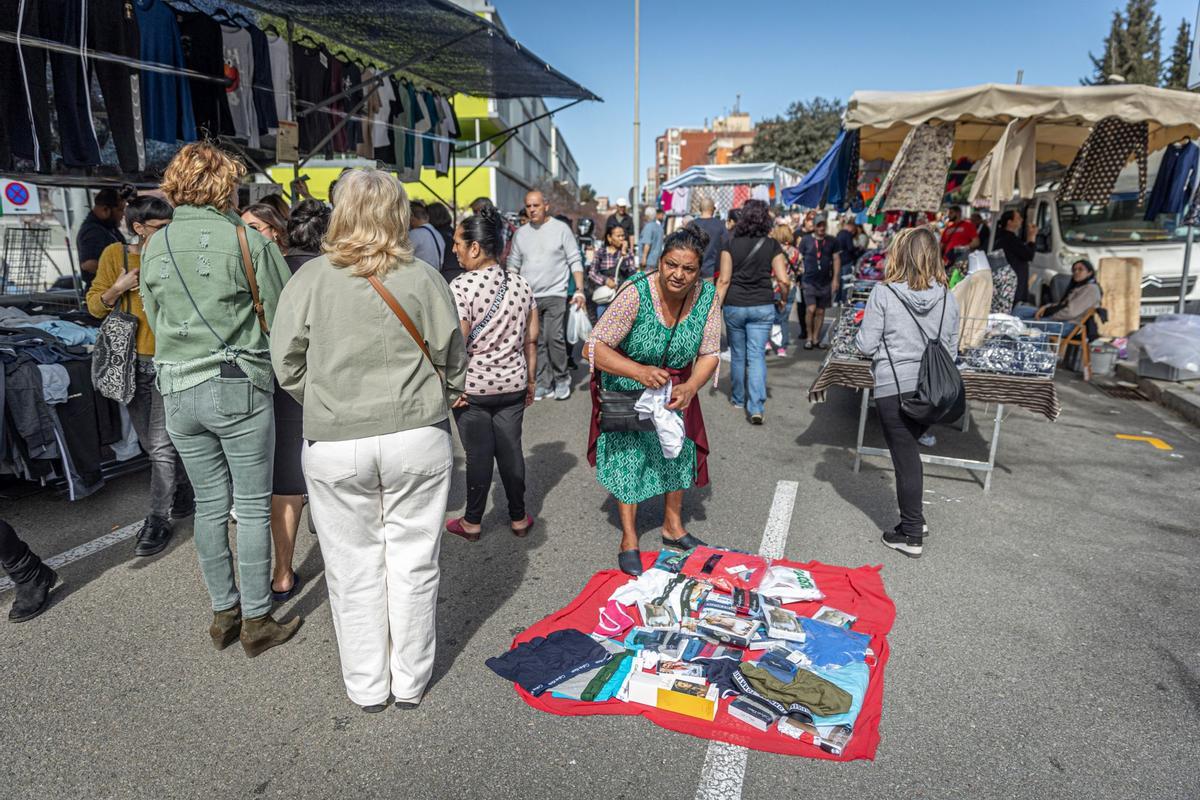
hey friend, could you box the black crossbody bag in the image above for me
[597,277,687,433]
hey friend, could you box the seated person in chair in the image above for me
[1016,259,1103,337]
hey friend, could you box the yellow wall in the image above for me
[267,164,494,212]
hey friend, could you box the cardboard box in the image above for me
[626,672,719,721]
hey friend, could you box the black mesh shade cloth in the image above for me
[233,0,599,100]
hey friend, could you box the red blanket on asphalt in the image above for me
[505,552,896,761]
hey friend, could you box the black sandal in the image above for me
[271,571,303,603]
[618,550,644,576]
[661,532,706,551]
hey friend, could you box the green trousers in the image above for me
[165,377,275,619]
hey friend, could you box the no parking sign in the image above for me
[1,180,41,215]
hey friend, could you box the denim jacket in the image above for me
[140,205,291,394]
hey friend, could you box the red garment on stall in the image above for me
[732,184,752,208]
[502,554,896,761]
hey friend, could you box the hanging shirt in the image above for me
[1059,117,1148,206]
[291,42,330,155]
[177,10,233,139]
[266,32,293,125]
[1144,141,1199,220]
[136,0,196,144]
[370,72,396,148]
[220,24,258,148]
[868,122,955,215]
[968,118,1036,208]
[247,25,277,136]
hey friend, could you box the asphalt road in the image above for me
[2,345,1198,800]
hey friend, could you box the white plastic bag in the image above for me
[567,305,593,345]
[770,324,783,348]
[1128,314,1200,372]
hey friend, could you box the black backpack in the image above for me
[881,286,965,425]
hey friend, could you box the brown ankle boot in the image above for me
[209,606,242,650]
[240,613,302,658]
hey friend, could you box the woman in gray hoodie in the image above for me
[855,227,960,559]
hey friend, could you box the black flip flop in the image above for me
[271,571,303,603]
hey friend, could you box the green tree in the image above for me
[1085,0,1163,85]
[579,183,597,204]
[1162,18,1192,89]
[741,97,845,174]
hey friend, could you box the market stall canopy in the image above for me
[845,83,1200,163]
[661,162,805,192]
[233,0,600,100]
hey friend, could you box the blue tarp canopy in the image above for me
[782,130,858,209]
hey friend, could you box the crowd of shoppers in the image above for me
[16,139,1000,719]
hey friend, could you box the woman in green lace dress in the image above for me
[586,225,723,576]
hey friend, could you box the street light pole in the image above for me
[632,0,640,267]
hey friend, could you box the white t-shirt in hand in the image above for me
[451,265,536,396]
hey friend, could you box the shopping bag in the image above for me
[770,324,783,348]
[567,306,593,345]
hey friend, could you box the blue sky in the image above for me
[493,0,1200,201]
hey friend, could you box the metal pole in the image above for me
[1180,224,1194,314]
[451,95,457,217]
[287,16,298,203]
[632,0,640,268]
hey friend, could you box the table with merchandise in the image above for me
[808,310,1061,492]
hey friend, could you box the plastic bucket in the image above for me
[1090,344,1118,377]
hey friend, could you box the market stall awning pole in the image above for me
[288,15,299,202]
[455,132,516,189]
[632,0,641,256]
[1180,226,1195,314]
[453,99,588,153]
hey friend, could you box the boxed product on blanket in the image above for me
[627,671,719,721]
[697,611,758,648]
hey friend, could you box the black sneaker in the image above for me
[134,517,173,557]
[881,528,923,558]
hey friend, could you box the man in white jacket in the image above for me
[507,190,585,400]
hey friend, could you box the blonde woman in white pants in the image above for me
[271,169,468,712]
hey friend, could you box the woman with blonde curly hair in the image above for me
[270,168,467,712]
[854,226,960,560]
[140,143,298,656]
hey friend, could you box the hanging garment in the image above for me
[1059,117,1148,206]
[869,123,955,215]
[968,118,1037,208]
[732,184,752,208]
[266,32,293,126]
[399,81,420,177]
[435,94,455,175]
[1144,140,1199,220]
[0,0,53,172]
[832,128,861,209]
[91,0,145,174]
[291,42,330,156]
[247,25,277,137]
[40,0,102,167]
[135,0,195,144]
[341,59,363,152]
[356,68,380,159]
[419,91,440,168]
[326,54,347,152]
[750,184,770,202]
[661,190,673,212]
[375,75,401,165]
[177,9,233,141]
[951,268,994,349]
[672,187,690,214]
[220,24,257,148]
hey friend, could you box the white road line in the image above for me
[0,521,143,594]
[693,479,800,800]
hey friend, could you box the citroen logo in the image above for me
[1141,275,1169,288]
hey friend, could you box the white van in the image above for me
[995,154,1198,318]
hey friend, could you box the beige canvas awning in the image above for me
[845,83,1200,163]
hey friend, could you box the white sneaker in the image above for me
[554,378,571,400]
[918,433,937,447]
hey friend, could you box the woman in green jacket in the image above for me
[140,143,299,657]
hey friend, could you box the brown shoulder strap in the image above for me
[367,274,433,363]
[237,225,269,334]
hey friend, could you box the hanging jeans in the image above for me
[127,360,190,523]
[164,377,275,619]
[304,425,452,707]
[452,390,527,526]
[876,393,928,538]
[723,304,774,415]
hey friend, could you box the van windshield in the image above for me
[1057,194,1187,245]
